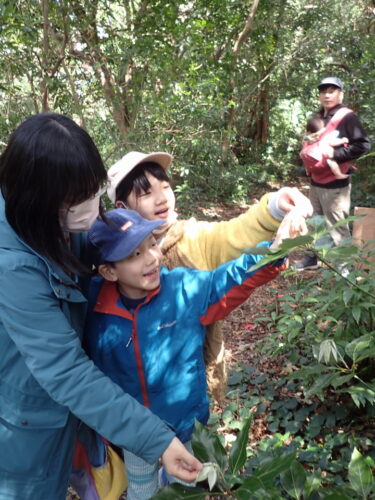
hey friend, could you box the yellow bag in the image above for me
[91,444,128,500]
[72,424,127,500]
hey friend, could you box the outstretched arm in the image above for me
[197,212,307,325]
[178,188,312,270]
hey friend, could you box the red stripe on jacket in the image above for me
[200,263,286,326]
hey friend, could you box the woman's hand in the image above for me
[276,187,313,218]
[161,437,202,483]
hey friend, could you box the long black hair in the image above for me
[0,113,107,275]
[115,162,171,203]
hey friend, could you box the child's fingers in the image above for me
[277,187,313,218]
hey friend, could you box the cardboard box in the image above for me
[352,207,375,266]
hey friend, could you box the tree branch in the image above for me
[233,0,260,56]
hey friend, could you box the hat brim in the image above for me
[135,152,173,171]
[318,84,343,90]
[105,218,164,263]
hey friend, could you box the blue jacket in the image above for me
[0,195,174,500]
[85,248,284,443]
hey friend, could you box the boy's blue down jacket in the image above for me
[85,247,285,444]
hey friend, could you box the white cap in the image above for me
[107,151,173,203]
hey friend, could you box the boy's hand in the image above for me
[276,187,313,218]
[161,437,202,483]
[270,210,308,250]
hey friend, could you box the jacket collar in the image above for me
[318,103,345,119]
[94,279,161,318]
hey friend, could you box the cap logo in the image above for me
[121,221,133,231]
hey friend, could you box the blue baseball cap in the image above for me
[87,208,164,266]
[317,77,344,90]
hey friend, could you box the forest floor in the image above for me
[67,180,313,499]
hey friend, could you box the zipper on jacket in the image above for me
[132,303,150,408]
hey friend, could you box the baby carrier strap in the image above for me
[322,106,352,136]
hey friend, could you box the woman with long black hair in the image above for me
[0,113,201,499]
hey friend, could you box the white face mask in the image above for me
[59,196,100,233]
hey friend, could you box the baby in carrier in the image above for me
[301,116,352,180]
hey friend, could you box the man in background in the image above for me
[296,76,371,271]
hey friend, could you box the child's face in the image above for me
[125,171,176,221]
[100,234,162,299]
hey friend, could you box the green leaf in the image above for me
[284,420,302,434]
[343,289,354,305]
[318,490,355,500]
[348,447,374,498]
[343,383,375,407]
[328,245,359,257]
[303,473,322,497]
[352,306,361,324]
[247,234,316,273]
[278,235,315,250]
[244,245,273,256]
[253,453,296,486]
[345,334,375,363]
[304,372,338,400]
[235,476,265,498]
[191,420,227,470]
[280,460,307,499]
[228,371,244,385]
[228,415,253,474]
[330,373,354,389]
[294,407,311,422]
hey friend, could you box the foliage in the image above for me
[0,0,374,201]
[247,216,375,409]
[151,416,375,498]
[249,216,375,409]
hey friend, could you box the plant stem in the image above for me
[314,252,375,301]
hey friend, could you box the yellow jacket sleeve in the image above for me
[177,193,281,270]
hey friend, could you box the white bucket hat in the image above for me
[107,151,173,203]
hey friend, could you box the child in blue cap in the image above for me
[85,208,296,499]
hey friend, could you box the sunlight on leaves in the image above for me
[318,339,339,364]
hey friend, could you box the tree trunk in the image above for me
[221,0,261,162]
[70,1,131,142]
